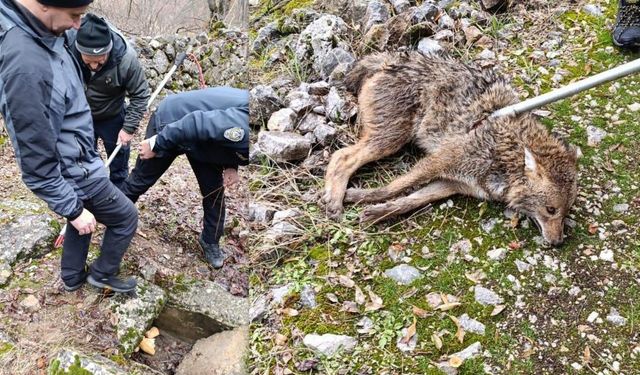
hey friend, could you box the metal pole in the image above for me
[491,58,640,118]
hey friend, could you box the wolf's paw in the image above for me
[325,201,344,220]
[344,188,369,203]
[360,204,389,223]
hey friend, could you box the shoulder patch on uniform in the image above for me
[224,127,245,142]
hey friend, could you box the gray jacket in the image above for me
[67,27,150,134]
[0,0,108,219]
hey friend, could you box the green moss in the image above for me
[0,342,13,357]
[282,0,314,15]
[48,356,93,375]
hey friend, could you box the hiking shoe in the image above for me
[62,268,89,292]
[613,0,640,48]
[87,274,137,293]
[198,235,225,269]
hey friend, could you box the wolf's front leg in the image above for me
[360,180,462,223]
[345,152,456,205]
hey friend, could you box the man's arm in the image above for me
[2,73,84,220]
[153,107,249,153]
[121,50,150,135]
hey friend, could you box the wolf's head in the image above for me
[508,143,579,246]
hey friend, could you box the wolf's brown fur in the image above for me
[323,51,579,245]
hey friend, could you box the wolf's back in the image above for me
[343,54,392,95]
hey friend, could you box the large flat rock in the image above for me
[175,326,249,375]
[49,348,163,375]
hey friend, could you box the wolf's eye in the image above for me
[546,206,557,215]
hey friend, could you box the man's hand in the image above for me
[70,209,97,236]
[223,168,239,189]
[139,139,156,159]
[118,130,134,146]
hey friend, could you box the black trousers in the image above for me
[93,109,129,189]
[120,120,225,244]
[61,180,138,284]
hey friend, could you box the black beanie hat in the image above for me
[75,13,113,56]
[37,0,94,7]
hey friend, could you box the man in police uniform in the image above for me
[120,87,249,268]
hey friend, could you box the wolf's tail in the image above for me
[343,53,390,95]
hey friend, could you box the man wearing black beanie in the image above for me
[67,13,150,189]
[0,0,138,294]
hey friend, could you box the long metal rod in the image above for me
[491,58,640,118]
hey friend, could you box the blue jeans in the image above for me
[93,110,129,189]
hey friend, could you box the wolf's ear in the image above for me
[524,148,539,177]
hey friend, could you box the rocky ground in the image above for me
[247,0,640,374]
[0,22,250,375]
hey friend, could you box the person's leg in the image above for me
[60,223,91,291]
[81,182,138,292]
[188,156,226,268]
[94,110,130,189]
[613,0,640,48]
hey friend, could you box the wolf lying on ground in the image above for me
[322,51,579,246]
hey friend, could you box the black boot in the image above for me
[63,266,89,292]
[87,274,137,293]
[613,0,640,48]
[198,235,225,269]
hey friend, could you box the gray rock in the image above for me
[20,294,40,313]
[298,113,327,134]
[257,131,312,162]
[248,203,276,224]
[458,314,485,335]
[481,218,499,233]
[308,81,330,96]
[110,278,166,354]
[149,39,162,49]
[390,0,411,14]
[364,0,390,33]
[272,208,302,223]
[412,3,439,23]
[325,86,353,123]
[267,108,297,132]
[303,333,357,357]
[314,124,337,146]
[438,14,455,30]
[271,284,293,305]
[285,90,318,114]
[0,261,12,286]
[384,264,422,285]
[583,4,603,17]
[300,284,318,309]
[265,221,303,240]
[0,210,55,267]
[157,279,249,345]
[587,125,607,146]
[434,29,455,41]
[417,38,443,55]
[396,327,418,353]
[295,15,349,78]
[487,248,507,261]
[613,203,629,213]
[253,23,279,54]
[250,294,269,322]
[450,239,473,255]
[474,285,504,306]
[356,316,374,334]
[49,349,131,375]
[249,85,283,126]
[606,308,627,326]
[176,326,248,375]
[515,260,532,273]
[152,49,170,74]
[319,47,355,79]
[477,48,496,60]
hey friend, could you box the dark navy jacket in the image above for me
[0,0,107,219]
[152,87,249,167]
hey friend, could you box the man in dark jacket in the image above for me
[0,0,137,293]
[120,87,249,269]
[67,13,150,188]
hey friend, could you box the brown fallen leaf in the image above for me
[450,316,465,343]
[465,270,486,284]
[436,302,461,311]
[341,301,359,313]
[449,355,463,368]
[145,327,160,339]
[365,290,384,312]
[583,345,591,364]
[588,223,598,235]
[274,333,288,346]
[139,337,156,355]
[491,305,506,316]
[279,308,299,317]
[36,356,46,369]
[412,305,429,318]
[426,292,443,309]
[432,333,443,350]
[401,317,417,345]
[355,286,366,305]
[510,215,520,228]
[338,275,355,288]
